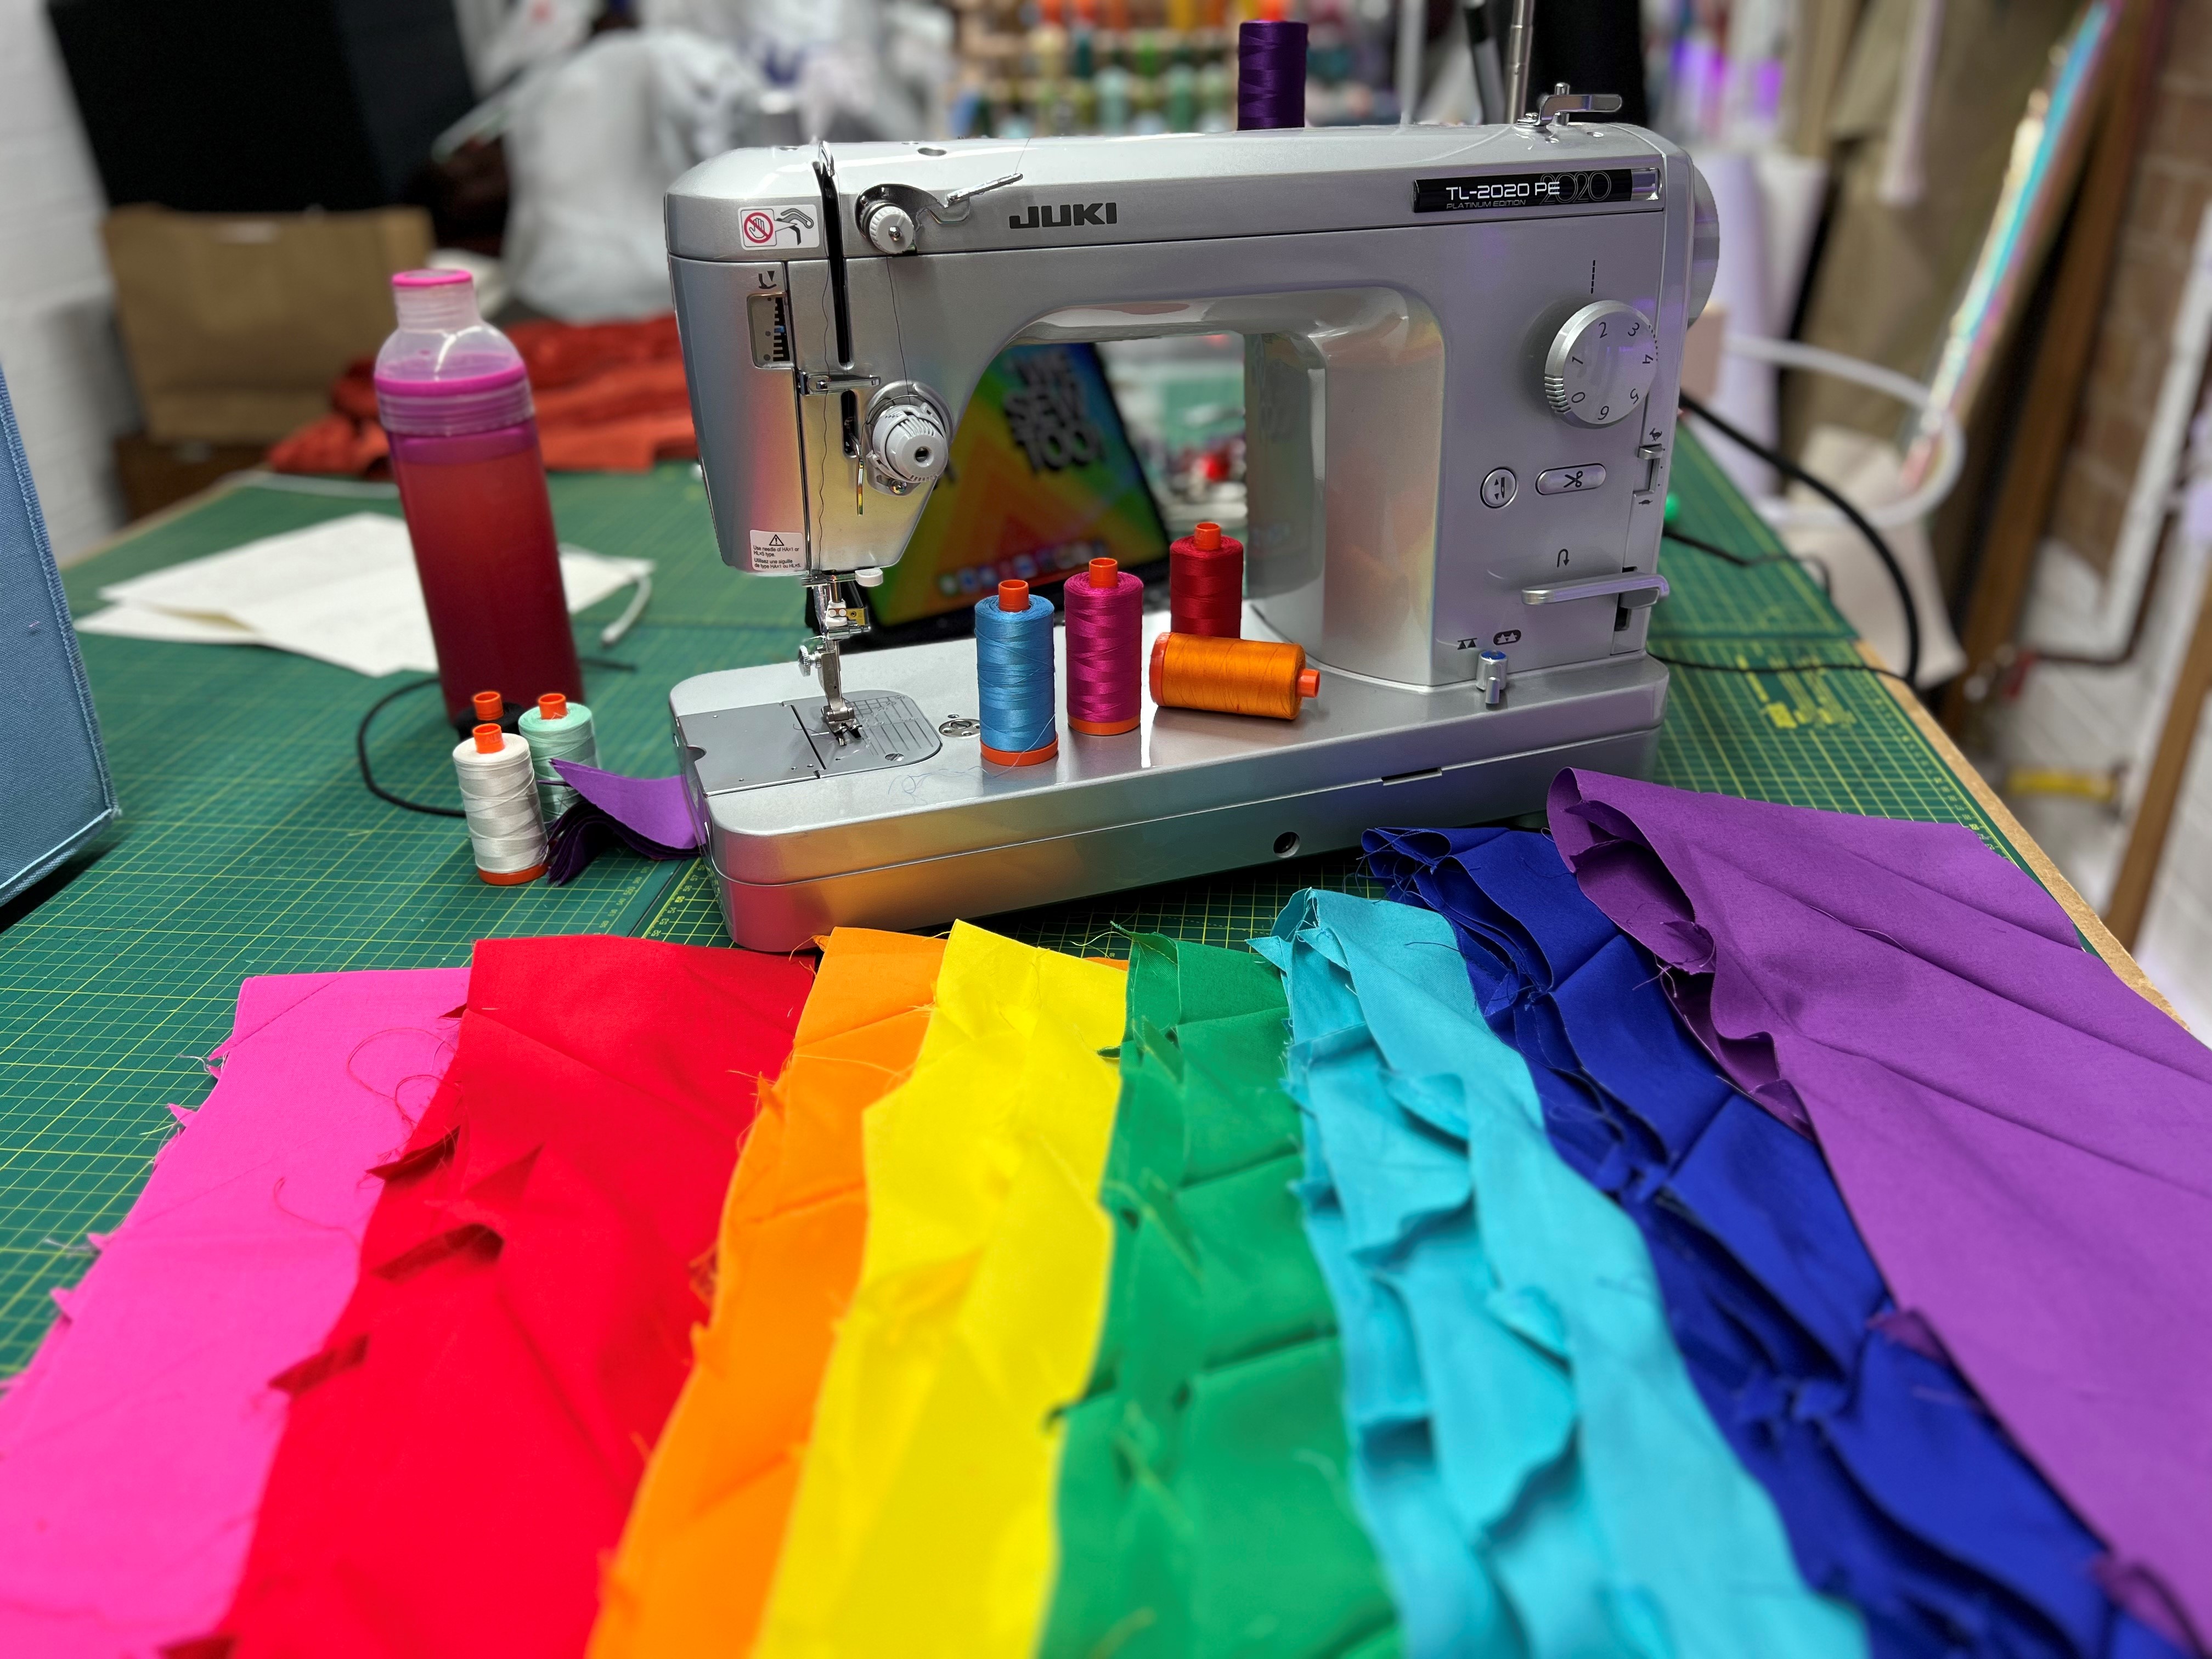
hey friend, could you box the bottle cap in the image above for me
[472,723,504,754]
[537,692,568,721]
[391,268,479,332]
[1193,521,1222,551]
[473,690,504,724]
[1088,557,1119,589]
[1297,668,1321,698]
[998,578,1030,612]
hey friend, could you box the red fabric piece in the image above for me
[508,314,682,389]
[206,935,812,1659]
[264,411,389,476]
[267,317,693,477]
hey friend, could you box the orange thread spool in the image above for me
[1148,633,1321,720]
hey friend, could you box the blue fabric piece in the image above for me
[0,364,117,904]
[1255,890,1865,1659]
[1362,824,2186,1659]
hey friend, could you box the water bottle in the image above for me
[375,269,582,729]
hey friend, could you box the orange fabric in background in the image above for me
[588,928,947,1659]
[266,313,696,478]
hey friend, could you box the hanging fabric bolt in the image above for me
[1169,520,1244,637]
[452,723,548,884]
[1150,633,1320,720]
[1063,557,1144,736]
[974,578,1059,766]
[518,692,599,819]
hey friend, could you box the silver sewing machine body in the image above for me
[666,118,1718,950]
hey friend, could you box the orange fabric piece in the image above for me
[588,928,947,1659]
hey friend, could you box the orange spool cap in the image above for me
[1088,557,1120,588]
[472,689,504,725]
[998,578,1030,611]
[1148,633,1321,721]
[537,692,568,721]
[472,722,505,754]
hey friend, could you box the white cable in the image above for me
[452,732,548,878]
[1715,335,1967,529]
[600,571,652,645]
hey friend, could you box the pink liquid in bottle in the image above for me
[375,269,582,728]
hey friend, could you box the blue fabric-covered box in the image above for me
[0,368,118,905]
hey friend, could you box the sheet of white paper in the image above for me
[75,605,261,645]
[84,512,650,678]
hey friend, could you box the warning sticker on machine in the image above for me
[738,205,821,250]
[751,530,807,571]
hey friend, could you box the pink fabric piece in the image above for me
[0,969,467,1657]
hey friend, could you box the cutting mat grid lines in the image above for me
[0,438,2004,1373]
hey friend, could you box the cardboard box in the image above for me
[104,205,431,444]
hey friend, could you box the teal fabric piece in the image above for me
[1254,890,1868,1659]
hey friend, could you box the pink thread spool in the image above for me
[1064,557,1145,735]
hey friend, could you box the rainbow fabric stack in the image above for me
[2,772,2207,1659]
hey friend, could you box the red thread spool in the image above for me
[1064,557,1145,736]
[1169,520,1244,637]
[1149,633,1321,721]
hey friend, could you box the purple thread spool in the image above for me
[1237,19,1308,129]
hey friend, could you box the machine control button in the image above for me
[1544,301,1659,427]
[1536,464,1606,495]
[1480,467,1518,508]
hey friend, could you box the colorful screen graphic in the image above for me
[867,343,1169,629]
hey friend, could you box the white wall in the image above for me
[0,0,137,563]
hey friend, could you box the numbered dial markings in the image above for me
[1544,301,1658,428]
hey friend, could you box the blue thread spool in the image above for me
[974,579,1059,766]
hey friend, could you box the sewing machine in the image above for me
[665,108,1719,950]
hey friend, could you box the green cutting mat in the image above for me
[0,437,2000,1374]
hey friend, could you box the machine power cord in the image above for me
[1649,651,1909,686]
[1661,527,1832,595]
[357,657,634,818]
[1677,391,1921,690]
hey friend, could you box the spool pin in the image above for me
[1149,633,1321,721]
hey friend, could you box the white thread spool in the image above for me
[517,692,598,819]
[452,726,547,884]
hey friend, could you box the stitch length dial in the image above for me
[1544,301,1658,428]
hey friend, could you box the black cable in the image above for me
[1678,391,1921,689]
[359,657,635,815]
[1651,651,1910,686]
[357,678,465,817]
[1662,528,1832,594]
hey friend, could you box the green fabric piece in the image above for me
[1042,935,1400,1659]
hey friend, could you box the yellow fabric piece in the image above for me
[751,921,1127,1659]
[589,927,946,1659]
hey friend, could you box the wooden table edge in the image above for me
[1858,641,2183,1025]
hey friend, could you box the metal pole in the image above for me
[1501,0,1535,120]
[1396,0,1424,122]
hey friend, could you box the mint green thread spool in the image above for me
[517,693,597,819]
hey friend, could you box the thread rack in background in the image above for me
[945,0,1400,137]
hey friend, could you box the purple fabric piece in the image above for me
[549,760,701,849]
[1546,769,2212,1655]
[543,798,698,885]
